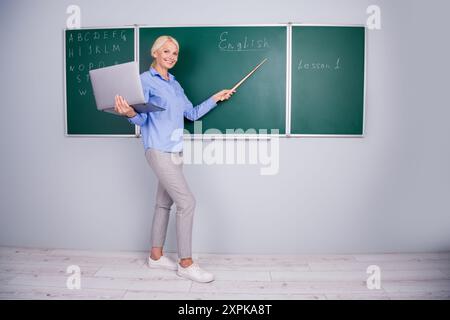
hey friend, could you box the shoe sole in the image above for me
[148,263,177,271]
[176,271,215,283]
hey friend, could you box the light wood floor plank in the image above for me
[6,273,191,292]
[309,260,450,272]
[197,253,356,264]
[271,270,448,282]
[94,265,180,280]
[382,280,450,293]
[440,269,450,278]
[190,280,377,295]
[384,291,450,300]
[198,262,310,272]
[0,262,100,277]
[95,266,271,282]
[326,292,390,300]
[354,252,450,262]
[0,284,125,300]
[1,254,145,268]
[0,247,53,257]
[1,246,449,300]
[123,290,326,300]
[49,249,148,259]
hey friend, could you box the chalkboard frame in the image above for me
[287,23,367,138]
[136,24,289,141]
[63,23,367,139]
[63,25,139,137]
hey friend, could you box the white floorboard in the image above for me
[0,246,449,300]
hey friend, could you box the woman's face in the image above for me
[153,40,178,70]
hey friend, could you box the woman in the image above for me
[114,36,234,283]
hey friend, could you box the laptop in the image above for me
[89,61,165,115]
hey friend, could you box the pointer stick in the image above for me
[231,58,268,91]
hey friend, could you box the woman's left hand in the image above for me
[212,89,236,103]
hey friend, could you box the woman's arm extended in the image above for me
[183,89,235,121]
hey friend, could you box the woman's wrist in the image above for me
[126,111,137,118]
[212,94,220,103]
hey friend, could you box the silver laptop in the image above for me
[89,61,165,115]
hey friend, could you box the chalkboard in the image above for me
[64,25,367,137]
[65,27,136,135]
[139,26,287,135]
[290,26,366,135]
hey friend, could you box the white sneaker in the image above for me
[177,262,215,283]
[147,256,178,271]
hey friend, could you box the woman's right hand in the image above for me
[114,95,137,118]
[212,89,236,103]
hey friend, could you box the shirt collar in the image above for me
[150,66,175,82]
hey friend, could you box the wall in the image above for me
[0,0,449,254]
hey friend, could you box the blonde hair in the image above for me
[150,36,180,68]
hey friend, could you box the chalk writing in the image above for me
[218,31,270,52]
[298,58,342,71]
[67,30,127,43]
[67,29,128,96]
[67,44,121,58]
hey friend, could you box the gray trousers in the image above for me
[145,148,195,259]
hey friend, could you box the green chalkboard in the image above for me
[291,26,366,135]
[139,26,287,135]
[65,28,136,135]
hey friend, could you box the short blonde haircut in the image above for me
[150,36,180,68]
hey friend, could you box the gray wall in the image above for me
[0,0,449,254]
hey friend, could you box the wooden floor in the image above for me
[0,246,449,300]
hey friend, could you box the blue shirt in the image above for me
[127,67,217,152]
